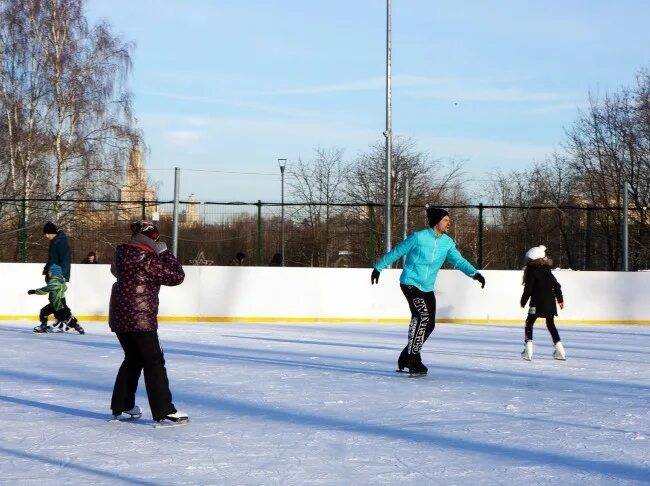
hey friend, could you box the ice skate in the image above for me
[154,411,189,428]
[397,346,408,371]
[162,411,188,422]
[123,405,142,419]
[521,340,533,361]
[553,341,566,360]
[110,405,142,422]
[33,323,51,333]
[53,321,65,332]
[407,355,428,376]
[64,316,84,334]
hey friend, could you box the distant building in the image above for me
[119,144,157,221]
[182,194,200,225]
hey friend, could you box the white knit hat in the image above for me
[525,245,546,260]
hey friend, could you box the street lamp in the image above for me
[278,158,287,267]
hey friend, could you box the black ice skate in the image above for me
[63,316,84,334]
[397,346,408,371]
[406,355,428,376]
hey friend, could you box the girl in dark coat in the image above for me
[520,245,566,361]
[109,220,188,424]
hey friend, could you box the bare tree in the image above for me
[0,0,138,257]
[288,147,347,266]
[0,0,51,251]
[563,74,650,269]
[345,136,466,259]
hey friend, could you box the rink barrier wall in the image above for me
[4,263,650,325]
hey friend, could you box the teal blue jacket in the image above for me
[374,228,478,292]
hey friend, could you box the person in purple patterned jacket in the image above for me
[109,220,188,424]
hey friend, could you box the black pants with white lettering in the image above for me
[400,284,437,356]
[111,331,177,421]
[525,314,561,344]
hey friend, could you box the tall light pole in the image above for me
[384,0,393,254]
[278,158,287,266]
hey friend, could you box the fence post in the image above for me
[19,197,27,262]
[256,200,263,266]
[477,203,484,269]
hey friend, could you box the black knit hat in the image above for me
[426,207,449,228]
[43,221,58,234]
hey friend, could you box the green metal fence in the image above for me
[0,198,647,270]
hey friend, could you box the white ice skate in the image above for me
[553,341,566,360]
[154,411,189,428]
[109,405,142,422]
[521,340,533,361]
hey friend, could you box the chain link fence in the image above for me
[0,198,648,270]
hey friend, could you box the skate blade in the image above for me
[108,415,142,423]
[153,419,189,428]
[395,369,427,377]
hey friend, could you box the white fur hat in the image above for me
[525,245,547,260]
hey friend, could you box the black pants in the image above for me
[39,301,72,324]
[400,284,437,357]
[525,314,561,344]
[111,331,177,421]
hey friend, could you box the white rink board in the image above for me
[3,263,649,323]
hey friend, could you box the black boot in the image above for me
[407,354,428,375]
[397,346,409,371]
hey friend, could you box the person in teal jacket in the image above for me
[371,207,485,375]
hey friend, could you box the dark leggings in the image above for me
[39,302,72,324]
[400,284,436,356]
[525,314,561,343]
[111,331,177,421]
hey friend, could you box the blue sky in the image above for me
[85,0,650,203]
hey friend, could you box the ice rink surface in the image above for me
[0,321,648,485]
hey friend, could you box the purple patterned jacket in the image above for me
[109,241,185,333]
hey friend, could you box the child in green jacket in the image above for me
[28,264,84,334]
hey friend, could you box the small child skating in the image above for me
[28,264,84,334]
[519,245,565,361]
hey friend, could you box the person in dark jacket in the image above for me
[42,222,79,331]
[520,245,566,361]
[230,252,246,265]
[43,222,72,282]
[109,220,188,424]
[82,251,98,263]
[371,207,486,375]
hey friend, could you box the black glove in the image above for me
[371,268,380,285]
[27,289,36,295]
[473,272,485,288]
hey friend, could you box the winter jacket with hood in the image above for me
[33,263,67,311]
[109,235,185,333]
[44,231,72,281]
[374,228,478,292]
[520,258,564,317]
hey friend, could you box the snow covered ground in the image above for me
[0,321,648,485]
